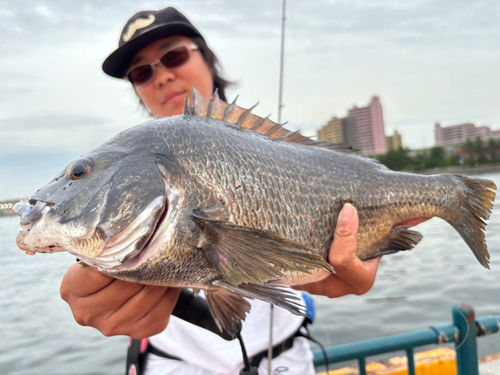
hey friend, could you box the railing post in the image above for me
[453,302,479,375]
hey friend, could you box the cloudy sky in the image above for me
[0,0,499,199]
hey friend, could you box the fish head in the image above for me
[14,147,167,269]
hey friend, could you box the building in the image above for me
[386,130,403,151]
[317,96,387,155]
[343,96,387,155]
[317,116,344,144]
[435,122,500,146]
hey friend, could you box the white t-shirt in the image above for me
[144,290,315,375]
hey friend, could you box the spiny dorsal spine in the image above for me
[185,86,353,152]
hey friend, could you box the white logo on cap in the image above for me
[122,14,155,42]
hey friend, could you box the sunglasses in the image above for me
[126,45,199,86]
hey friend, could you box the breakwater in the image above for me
[0,199,22,217]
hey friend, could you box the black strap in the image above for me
[147,344,182,361]
[172,289,235,341]
[296,323,330,375]
[125,339,148,375]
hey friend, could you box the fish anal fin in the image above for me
[214,280,306,316]
[363,227,423,261]
[205,287,250,337]
[192,212,334,286]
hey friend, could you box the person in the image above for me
[60,7,381,375]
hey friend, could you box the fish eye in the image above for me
[68,158,93,180]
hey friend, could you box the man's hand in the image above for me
[60,263,181,339]
[294,203,380,297]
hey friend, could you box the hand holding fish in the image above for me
[293,203,381,297]
[60,264,181,339]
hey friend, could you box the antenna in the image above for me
[269,1,287,372]
[277,0,287,124]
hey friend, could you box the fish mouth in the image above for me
[14,184,112,256]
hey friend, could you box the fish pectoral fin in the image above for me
[364,228,423,260]
[192,213,334,286]
[214,280,306,316]
[205,287,251,337]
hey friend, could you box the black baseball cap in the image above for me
[102,7,205,79]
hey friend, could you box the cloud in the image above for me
[0,114,109,131]
[30,3,57,23]
[0,114,114,155]
[0,86,33,102]
[0,8,14,17]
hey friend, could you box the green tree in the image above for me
[474,137,488,164]
[462,139,476,166]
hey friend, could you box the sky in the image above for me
[0,0,499,200]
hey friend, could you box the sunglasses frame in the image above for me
[125,44,199,86]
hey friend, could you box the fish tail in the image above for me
[448,175,496,269]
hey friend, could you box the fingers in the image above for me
[102,286,181,339]
[128,287,182,339]
[61,263,114,299]
[60,263,181,338]
[105,285,176,330]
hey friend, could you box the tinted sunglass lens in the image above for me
[128,65,154,85]
[160,47,190,70]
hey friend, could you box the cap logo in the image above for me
[122,14,155,42]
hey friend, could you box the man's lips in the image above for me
[162,92,186,105]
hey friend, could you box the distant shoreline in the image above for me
[414,163,500,176]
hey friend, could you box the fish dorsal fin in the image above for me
[185,86,353,152]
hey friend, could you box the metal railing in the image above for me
[312,302,500,375]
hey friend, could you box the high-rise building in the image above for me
[435,122,500,146]
[386,130,403,150]
[317,96,388,155]
[343,96,387,155]
[317,116,344,144]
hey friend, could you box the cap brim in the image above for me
[102,23,202,79]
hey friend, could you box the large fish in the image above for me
[14,88,496,336]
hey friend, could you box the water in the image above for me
[2,173,500,374]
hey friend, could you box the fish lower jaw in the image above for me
[17,243,65,256]
[15,231,65,255]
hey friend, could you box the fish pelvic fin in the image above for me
[192,212,334,286]
[449,175,496,269]
[363,228,423,261]
[206,281,306,337]
[205,287,250,337]
[186,85,353,152]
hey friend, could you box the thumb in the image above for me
[329,203,359,264]
[335,203,359,238]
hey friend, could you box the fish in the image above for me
[14,87,497,336]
